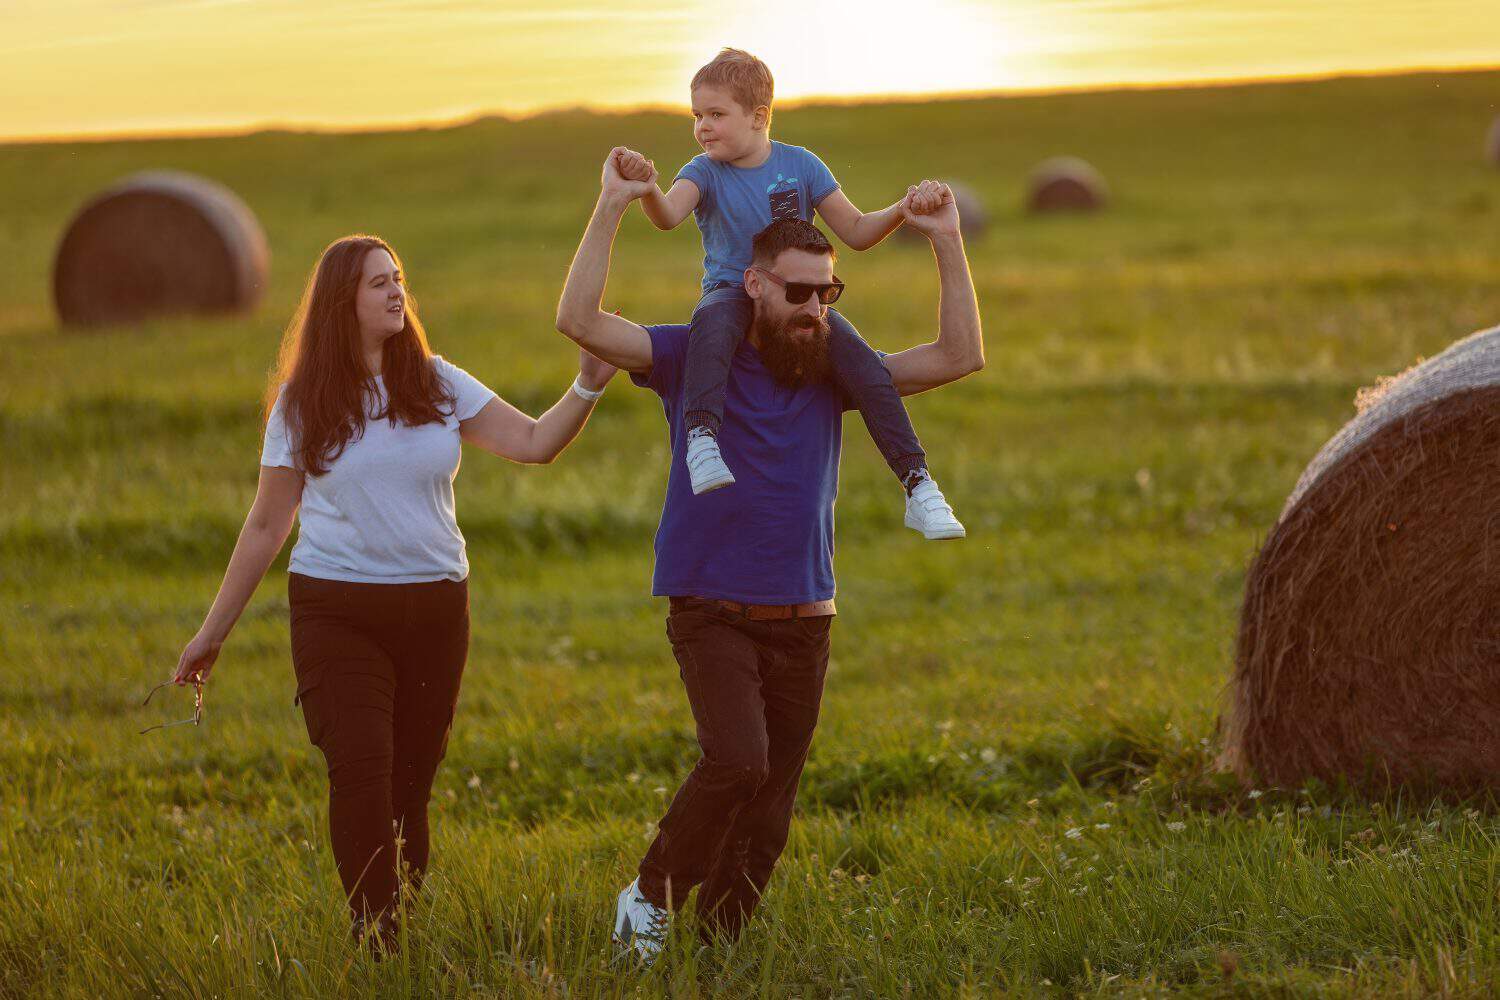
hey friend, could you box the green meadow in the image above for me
[3,69,1500,997]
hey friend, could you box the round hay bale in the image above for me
[895,181,989,243]
[1026,157,1107,213]
[1222,326,1500,793]
[1486,115,1500,168]
[53,170,270,328]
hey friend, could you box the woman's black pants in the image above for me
[288,572,469,933]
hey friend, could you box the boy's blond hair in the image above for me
[691,48,774,121]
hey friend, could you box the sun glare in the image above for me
[693,0,1009,103]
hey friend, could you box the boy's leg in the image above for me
[827,309,967,539]
[681,287,753,494]
[826,309,926,485]
[683,287,753,436]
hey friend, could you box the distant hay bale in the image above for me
[1222,326,1500,794]
[1487,116,1500,167]
[1026,157,1107,213]
[53,170,270,328]
[895,181,989,243]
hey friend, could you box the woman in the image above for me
[170,234,616,946]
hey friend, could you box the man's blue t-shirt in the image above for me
[631,323,844,604]
[677,141,840,292]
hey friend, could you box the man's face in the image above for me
[746,248,834,387]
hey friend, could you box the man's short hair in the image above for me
[692,48,774,117]
[751,219,837,268]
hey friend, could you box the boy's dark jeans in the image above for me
[637,596,833,941]
[288,572,469,936]
[683,283,926,482]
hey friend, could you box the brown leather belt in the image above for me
[671,596,837,620]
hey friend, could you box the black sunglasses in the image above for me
[753,267,844,305]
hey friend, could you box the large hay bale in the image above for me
[1222,326,1500,793]
[53,170,270,328]
[895,181,989,243]
[1487,116,1500,168]
[1026,156,1107,213]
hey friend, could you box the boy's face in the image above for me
[691,85,765,161]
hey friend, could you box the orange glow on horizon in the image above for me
[5,0,1499,144]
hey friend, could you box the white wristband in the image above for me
[571,376,604,403]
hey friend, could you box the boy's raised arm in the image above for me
[554,149,658,375]
[879,184,985,396]
[615,147,700,230]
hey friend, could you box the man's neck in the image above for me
[727,135,773,169]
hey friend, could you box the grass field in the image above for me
[3,69,1500,997]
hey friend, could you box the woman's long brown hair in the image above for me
[265,235,451,476]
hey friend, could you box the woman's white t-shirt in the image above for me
[260,355,497,584]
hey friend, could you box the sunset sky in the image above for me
[5,0,1499,142]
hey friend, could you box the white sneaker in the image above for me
[905,477,966,540]
[612,877,669,963]
[685,429,735,495]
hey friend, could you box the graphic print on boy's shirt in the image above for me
[767,173,801,221]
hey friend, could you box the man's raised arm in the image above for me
[879,183,985,396]
[555,148,658,375]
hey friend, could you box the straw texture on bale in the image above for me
[895,181,989,243]
[53,170,269,328]
[1026,156,1107,213]
[1487,116,1500,167]
[1222,326,1500,793]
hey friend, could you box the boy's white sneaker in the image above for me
[686,429,735,495]
[612,877,669,963]
[905,478,966,540]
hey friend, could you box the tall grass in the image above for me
[3,69,1500,996]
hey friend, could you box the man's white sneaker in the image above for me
[685,430,735,495]
[905,478,966,540]
[612,877,669,963]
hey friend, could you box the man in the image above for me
[555,149,984,959]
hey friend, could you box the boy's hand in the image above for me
[613,147,656,184]
[901,181,960,240]
[904,179,947,215]
[601,147,658,201]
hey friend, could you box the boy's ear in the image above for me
[753,105,770,132]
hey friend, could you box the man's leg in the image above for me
[637,599,773,911]
[696,614,832,941]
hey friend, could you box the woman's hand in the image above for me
[578,346,619,393]
[174,630,223,685]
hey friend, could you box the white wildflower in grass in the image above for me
[1065,827,1083,840]
[1166,821,1186,832]
[1094,823,1111,831]
[1248,790,1263,799]
[979,748,998,764]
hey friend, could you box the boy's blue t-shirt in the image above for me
[677,141,840,292]
[631,323,844,604]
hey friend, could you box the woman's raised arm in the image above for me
[459,346,618,464]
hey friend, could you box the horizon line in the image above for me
[5,61,1498,148]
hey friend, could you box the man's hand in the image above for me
[901,180,961,241]
[602,146,658,201]
[614,147,656,183]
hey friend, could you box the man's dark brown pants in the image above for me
[288,572,469,937]
[638,596,832,940]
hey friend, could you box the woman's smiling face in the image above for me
[355,247,406,341]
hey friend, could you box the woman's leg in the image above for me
[289,575,403,942]
[388,579,471,899]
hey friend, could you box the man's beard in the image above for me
[753,308,832,388]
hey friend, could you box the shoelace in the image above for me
[633,892,669,940]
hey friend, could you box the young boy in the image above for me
[612,47,965,540]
